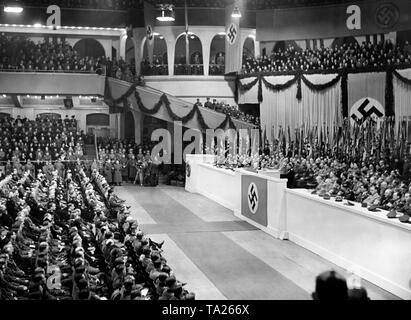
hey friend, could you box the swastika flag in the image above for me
[225,4,242,73]
[347,72,386,121]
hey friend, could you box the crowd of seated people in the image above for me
[0,34,106,74]
[140,57,168,76]
[0,115,86,169]
[106,57,137,82]
[242,39,411,74]
[211,134,411,224]
[0,162,194,300]
[193,97,260,126]
[96,137,159,187]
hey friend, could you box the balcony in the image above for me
[174,64,204,76]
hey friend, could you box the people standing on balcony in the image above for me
[204,97,213,109]
[193,98,202,108]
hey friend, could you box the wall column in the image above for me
[119,32,128,60]
[202,38,211,76]
[254,40,260,59]
[166,39,176,76]
[133,28,146,76]
[132,109,144,144]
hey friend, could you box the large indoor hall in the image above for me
[1,0,411,311]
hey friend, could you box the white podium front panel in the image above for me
[286,189,411,300]
[185,154,411,299]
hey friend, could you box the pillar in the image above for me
[166,39,176,76]
[254,40,260,59]
[119,32,128,60]
[133,28,146,76]
[202,38,211,76]
[132,109,144,144]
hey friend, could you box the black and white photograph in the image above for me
[0,0,410,313]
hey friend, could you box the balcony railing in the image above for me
[209,64,225,75]
[141,64,169,76]
[174,64,204,75]
[0,67,105,75]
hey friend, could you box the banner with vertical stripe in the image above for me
[225,3,242,74]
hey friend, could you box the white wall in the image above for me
[144,75,236,105]
[0,72,105,96]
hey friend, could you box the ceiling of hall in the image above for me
[19,0,364,11]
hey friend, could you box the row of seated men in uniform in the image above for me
[215,150,411,224]
[0,162,195,300]
[0,114,85,163]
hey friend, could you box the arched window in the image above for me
[142,34,168,75]
[210,34,226,75]
[73,38,106,74]
[73,38,106,58]
[174,33,203,75]
[242,36,255,64]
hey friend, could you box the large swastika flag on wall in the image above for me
[348,72,386,122]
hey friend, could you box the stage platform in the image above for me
[185,154,411,300]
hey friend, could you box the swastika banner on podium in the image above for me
[241,175,268,227]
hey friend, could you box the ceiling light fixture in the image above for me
[231,5,241,18]
[4,1,23,13]
[156,4,175,22]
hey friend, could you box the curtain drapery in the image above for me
[260,74,341,143]
[237,77,259,104]
[394,68,411,137]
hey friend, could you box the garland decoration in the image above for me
[258,76,263,103]
[385,68,394,117]
[237,66,411,118]
[261,74,299,92]
[301,74,341,91]
[393,69,411,86]
[296,75,302,101]
[236,77,259,93]
[104,77,248,130]
[340,71,348,118]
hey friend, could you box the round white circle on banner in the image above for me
[227,23,238,45]
[247,182,259,214]
[350,97,384,124]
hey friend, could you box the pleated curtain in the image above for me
[394,68,411,134]
[260,74,342,143]
[238,77,259,104]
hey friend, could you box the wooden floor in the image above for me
[115,184,400,300]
